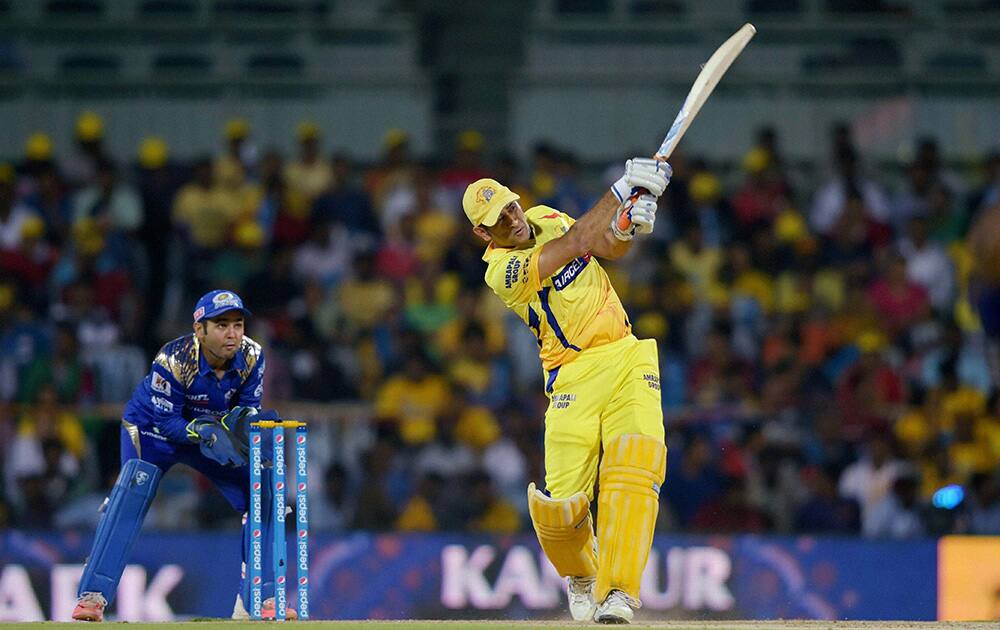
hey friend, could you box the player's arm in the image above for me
[535,158,671,277]
[147,364,190,443]
[535,190,620,279]
[590,215,637,260]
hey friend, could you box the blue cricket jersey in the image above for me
[123,334,265,443]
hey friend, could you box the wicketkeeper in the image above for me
[463,156,671,623]
[71,290,288,621]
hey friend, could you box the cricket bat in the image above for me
[618,22,757,231]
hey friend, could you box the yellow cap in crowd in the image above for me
[225,118,250,140]
[25,133,53,161]
[20,215,45,240]
[139,137,169,169]
[234,220,265,249]
[383,128,408,149]
[463,178,519,227]
[774,209,807,243]
[457,130,484,152]
[297,120,320,141]
[689,172,722,204]
[76,111,104,141]
[743,147,770,174]
[855,329,887,353]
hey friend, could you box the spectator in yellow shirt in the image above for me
[172,158,244,250]
[336,250,397,335]
[412,175,458,266]
[214,118,253,189]
[730,244,775,314]
[374,353,452,445]
[284,121,333,215]
[670,222,723,304]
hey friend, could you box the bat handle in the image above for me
[615,152,667,231]
[616,187,650,231]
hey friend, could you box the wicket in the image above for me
[248,419,309,621]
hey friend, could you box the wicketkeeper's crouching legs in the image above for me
[74,459,162,620]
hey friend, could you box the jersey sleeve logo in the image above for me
[151,396,174,413]
[151,372,172,396]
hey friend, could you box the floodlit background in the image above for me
[0,0,999,622]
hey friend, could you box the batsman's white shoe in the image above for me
[594,589,640,624]
[567,576,597,621]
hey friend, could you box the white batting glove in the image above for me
[610,158,672,203]
[611,193,658,240]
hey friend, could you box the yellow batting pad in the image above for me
[527,482,598,579]
[595,434,667,602]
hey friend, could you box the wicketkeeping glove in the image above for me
[186,416,248,467]
[222,407,279,449]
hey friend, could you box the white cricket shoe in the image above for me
[594,589,640,624]
[567,576,596,621]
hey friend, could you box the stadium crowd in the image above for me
[1,112,999,539]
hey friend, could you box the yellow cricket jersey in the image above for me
[483,205,631,371]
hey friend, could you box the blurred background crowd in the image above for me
[1,110,999,540]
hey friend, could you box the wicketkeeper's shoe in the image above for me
[233,594,299,620]
[567,576,597,621]
[262,597,298,621]
[71,592,107,622]
[593,589,640,624]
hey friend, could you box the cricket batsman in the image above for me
[463,157,671,623]
[71,290,287,621]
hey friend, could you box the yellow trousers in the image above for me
[542,334,665,500]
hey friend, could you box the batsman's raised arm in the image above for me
[465,156,670,284]
[539,157,669,277]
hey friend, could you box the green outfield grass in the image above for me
[0,625,987,629]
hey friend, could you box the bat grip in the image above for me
[616,153,666,231]
[616,187,650,231]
